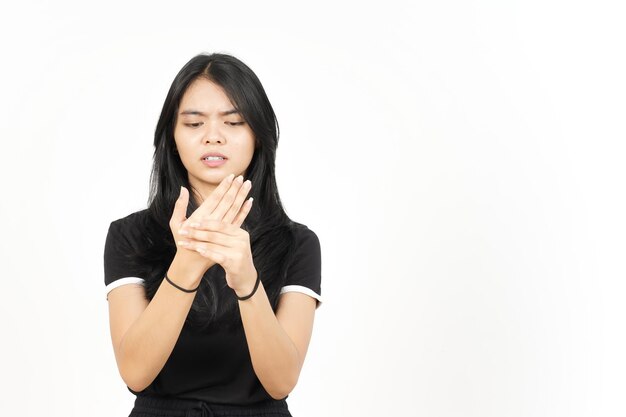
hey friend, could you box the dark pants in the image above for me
[128,395,292,417]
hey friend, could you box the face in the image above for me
[174,78,255,203]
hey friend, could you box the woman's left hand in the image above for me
[178,219,257,296]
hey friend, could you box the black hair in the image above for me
[132,52,300,332]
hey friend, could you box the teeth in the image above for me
[204,156,224,161]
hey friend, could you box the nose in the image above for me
[204,121,224,144]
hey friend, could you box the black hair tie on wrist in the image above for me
[165,273,200,293]
[236,275,261,301]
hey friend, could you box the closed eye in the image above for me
[226,121,245,126]
[185,122,203,128]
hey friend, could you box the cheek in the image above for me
[232,131,255,152]
[173,132,193,166]
[243,130,256,154]
[243,139,256,162]
[173,128,193,151]
[173,127,182,150]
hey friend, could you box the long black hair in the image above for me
[132,53,300,332]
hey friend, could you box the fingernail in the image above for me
[177,240,188,246]
[227,174,235,182]
[236,175,243,183]
[179,186,183,199]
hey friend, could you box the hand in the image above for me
[169,174,253,273]
[177,219,258,296]
[184,174,253,228]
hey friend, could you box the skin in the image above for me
[107,78,317,399]
[173,77,256,206]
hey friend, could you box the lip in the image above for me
[200,152,228,168]
[201,152,228,160]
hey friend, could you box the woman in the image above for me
[103,53,322,417]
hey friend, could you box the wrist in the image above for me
[169,253,205,288]
[234,272,261,301]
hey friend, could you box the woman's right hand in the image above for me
[169,174,253,273]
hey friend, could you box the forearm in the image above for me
[118,256,204,392]
[237,281,301,399]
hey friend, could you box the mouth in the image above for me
[201,156,227,167]
[201,152,228,161]
[202,156,227,162]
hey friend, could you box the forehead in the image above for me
[179,78,235,111]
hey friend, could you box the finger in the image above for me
[178,237,227,263]
[176,238,192,250]
[210,175,245,220]
[193,219,241,236]
[189,174,236,224]
[182,174,234,228]
[232,197,254,228]
[170,186,189,230]
[184,241,228,264]
[222,179,252,224]
[178,227,239,248]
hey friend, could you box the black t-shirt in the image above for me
[103,209,322,405]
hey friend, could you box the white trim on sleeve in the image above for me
[280,285,323,308]
[106,277,146,300]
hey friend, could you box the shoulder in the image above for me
[109,208,151,228]
[104,209,155,288]
[289,221,320,244]
[286,221,321,262]
[281,221,323,306]
[106,208,172,259]
[107,209,153,246]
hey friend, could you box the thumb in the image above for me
[171,186,189,226]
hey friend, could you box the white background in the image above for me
[0,1,624,416]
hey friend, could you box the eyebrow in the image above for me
[179,109,240,116]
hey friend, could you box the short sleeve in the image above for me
[103,220,147,300]
[280,227,323,308]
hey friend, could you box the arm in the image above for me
[107,176,252,391]
[173,203,321,399]
[107,255,204,392]
[237,281,317,399]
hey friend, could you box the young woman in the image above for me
[103,53,322,417]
